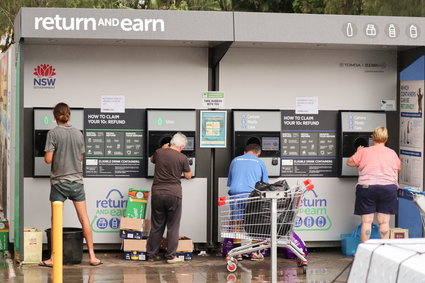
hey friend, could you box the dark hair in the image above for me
[245,143,261,154]
[53,102,70,123]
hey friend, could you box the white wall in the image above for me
[24,44,208,108]
[220,47,397,110]
[24,178,207,243]
[23,44,209,243]
[219,47,397,240]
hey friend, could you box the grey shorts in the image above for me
[50,182,86,202]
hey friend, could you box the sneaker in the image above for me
[235,254,243,261]
[166,257,184,264]
[250,252,264,261]
[147,256,162,262]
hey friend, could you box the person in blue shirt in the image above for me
[227,143,269,195]
[227,143,269,261]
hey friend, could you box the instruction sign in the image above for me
[201,91,225,109]
[281,110,338,177]
[84,108,145,178]
[200,111,227,148]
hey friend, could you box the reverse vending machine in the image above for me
[33,108,84,177]
[233,110,281,177]
[147,109,196,177]
[339,111,386,176]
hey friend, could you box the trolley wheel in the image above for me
[226,273,237,282]
[297,261,308,274]
[225,256,237,263]
[227,261,237,272]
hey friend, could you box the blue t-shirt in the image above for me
[227,153,269,195]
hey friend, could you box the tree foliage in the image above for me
[0,0,118,52]
[1,0,425,52]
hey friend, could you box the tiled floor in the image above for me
[1,248,353,282]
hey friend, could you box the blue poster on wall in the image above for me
[399,55,424,237]
[200,111,227,148]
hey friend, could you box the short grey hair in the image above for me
[170,132,188,148]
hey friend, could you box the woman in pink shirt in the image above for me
[347,126,401,243]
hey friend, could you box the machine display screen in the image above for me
[262,137,279,151]
[184,137,195,151]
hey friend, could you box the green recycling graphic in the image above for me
[294,188,333,232]
[90,189,126,233]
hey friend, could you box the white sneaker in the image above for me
[250,252,264,261]
[167,257,184,264]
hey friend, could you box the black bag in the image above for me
[244,180,294,238]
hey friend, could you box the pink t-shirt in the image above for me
[351,145,401,185]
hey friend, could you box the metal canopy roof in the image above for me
[14,8,425,50]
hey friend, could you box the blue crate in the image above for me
[340,234,360,256]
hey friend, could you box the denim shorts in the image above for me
[230,194,247,221]
[50,182,86,202]
[354,184,398,215]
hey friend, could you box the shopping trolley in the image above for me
[400,187,425,231]
[218,180,313,281]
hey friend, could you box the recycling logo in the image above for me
[294,188,332,231]
[91,189,127,233]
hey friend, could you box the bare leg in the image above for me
[40,202,58,266]
[377,213,391,239]
[360,213,374,243]
[73,201,101,265]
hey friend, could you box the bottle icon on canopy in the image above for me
[346,23,353,37]
[366,24,377,36]
[389,24,396,38]
[409,25,418,39]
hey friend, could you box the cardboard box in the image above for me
[390,228,409,239]
[23,227,43,264]
[176,252,193,261]
[122,239,148,261]
[161,236,194,253]
[176,236,193,253]
[119,217,150,239]
[125,196,148,219]
[123,239,147,252]
[123,251,147,261]
[128,188,149,199]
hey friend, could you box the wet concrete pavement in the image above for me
[1,248,353,282]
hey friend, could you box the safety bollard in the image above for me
[52,201,63,283]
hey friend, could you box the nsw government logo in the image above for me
[33,64,56,89]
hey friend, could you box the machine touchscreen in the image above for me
[261,137,279,151]
[183,137,195,151]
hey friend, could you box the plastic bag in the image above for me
[281,232,308,259]
[244,180,293,238]
[221,238,235,257]
[254,180,290,192]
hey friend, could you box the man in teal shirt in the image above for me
[227,143,269,195]
[227,143,269,261]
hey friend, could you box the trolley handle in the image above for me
[218,196,227,206]
[400,187,425,196]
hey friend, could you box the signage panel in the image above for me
[281,110,338,177]
[84,108,146,178]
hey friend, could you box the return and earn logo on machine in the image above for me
[294,185,333,231]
